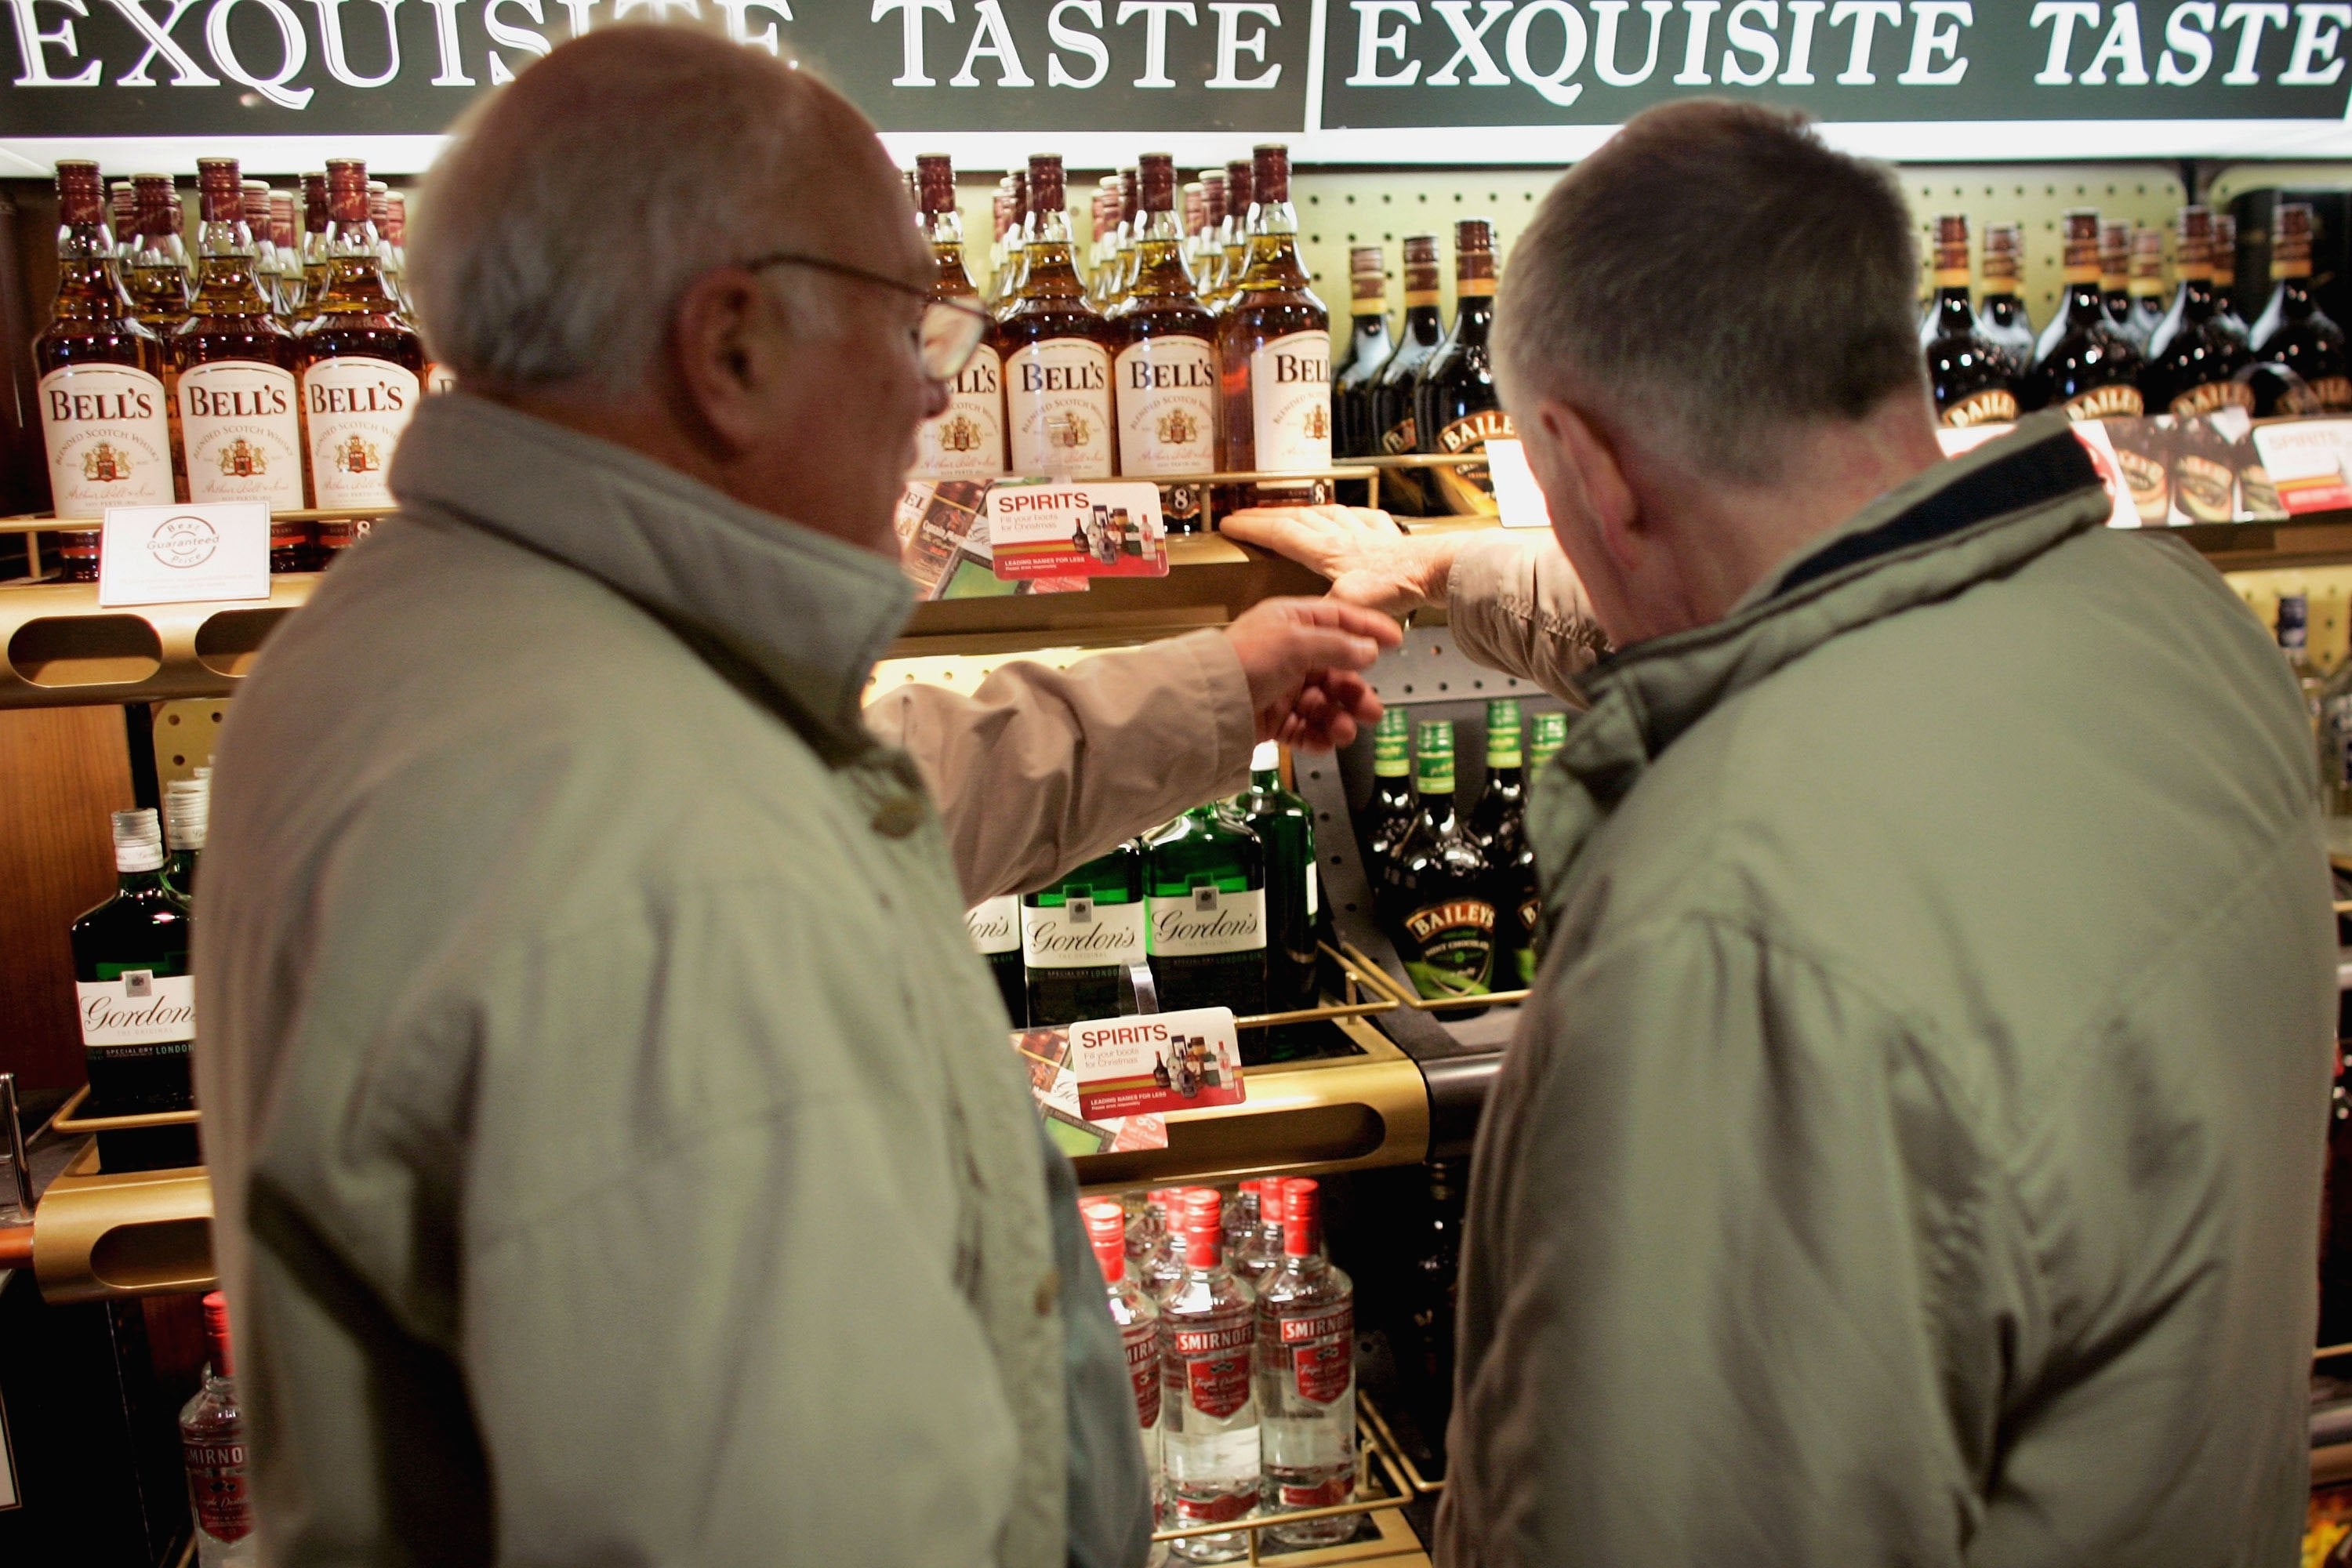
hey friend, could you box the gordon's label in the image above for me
[1939,387,2019,428]
[181,1436,252,1541]
[1168,1317,1254,1419]
[1122,1319,1161,1428]
[1021,896,1146,970]
[1113,335,1218,477]
[38,364,174,514]
[2168,379,2256,419]
[966,895,1018,956]
[1431,407,1516,515]
[78,971,195,1047]
[1148,886,1265,957]
[916,344,1007,481]
[2060,383,2143,421]
[301,356,418,508]
[179,361,304,510]
[1402,898,1496,1000]
[1279,1304,1354,1404]
[1006,339,1114,478]
[1250,332,1332,472]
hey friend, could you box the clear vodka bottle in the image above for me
[1140,1187,1194,1303]
[1160,1189,1261,1560]
[1083,1199,1163,1504]
[1253,1178,1357,1545]
[180,1290,256,1566]
[1240,1186,1286,1293]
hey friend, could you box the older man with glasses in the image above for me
[191,24,1396,1568]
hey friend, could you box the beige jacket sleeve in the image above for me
[867,628,1258,905]
[1444,532,1612,704]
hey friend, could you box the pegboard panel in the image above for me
[153,700,227,783]
[2228,564,2352,677]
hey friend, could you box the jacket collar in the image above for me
[1530,412,2111,907]
[387,390,915,760]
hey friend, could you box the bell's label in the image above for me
[179,361,305,510]
[78,971,195,1047]
[1122,1319,1161,1428]
[1940,387,2019,428]
[1280,1305,1355,1404]
[2168,379,2256,419]
[1430,408,1517,515]
[966,895,1019,956]
[1022,897,1146,970]
[38,364,174,514]
[1170,1320,1254,1419]
[916,344,1007,481]
[1114,336,1218,477]
[301,357,418,509]
[1005,339,1115,478]
[181,1436,252,1541]
[2061,383,2143,421]
[1402,898,1496,1000]
[1250,332,1333,472]
[1148,886,1265,957]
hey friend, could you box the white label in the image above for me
[178,361,305,510]
[1486,439,1555,531]
[967,895,1020,956]
[1250,331,1332,472]
[1022,897,1146,969]
[916,344,1006,481]
[38,363,175,514]
[1148,886,1266,957]
[1305,863,1319,918]
[301,356,419,508]
[76,971,196,1047]
[1005,339,1115,479]
[98,502,270,606]
[1113,335,1219,476]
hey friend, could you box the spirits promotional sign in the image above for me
[1069,1004,1246,1119]
[7,0,2352,169]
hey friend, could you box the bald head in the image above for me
[409,24,908,397]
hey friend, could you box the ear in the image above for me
[1532,398,1639,571]
[666,266,789,457]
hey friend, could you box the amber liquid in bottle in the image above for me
[296,172,331,328]
[296,158,423,549]
[1217,143,1330,512]
[1416,218,1512,516]
[1214,158,1253,312]
[999,154,1116,481]
[35,160,174,575]
[1114,153,1220,529]
[909,152,1007,486]
[1921,214,2020,429]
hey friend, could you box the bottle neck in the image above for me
[191,218,274,316]
[1021,205,1087,300]
[1126,208,1199,302]
[1934,287,1976,335]
[50,220,130,320]
[1250,763,1280,792]
[1239,197,1307,291]
[116,864,166,895]
[2064,277,2107,325]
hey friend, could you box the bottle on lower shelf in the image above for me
[180,1290,256,1566]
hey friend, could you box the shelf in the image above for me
[0,574,314,710]
[28,1141,213,1305]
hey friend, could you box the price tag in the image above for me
[1069,1006,1247,1120]
[985,480,1170,581]
[2252,419,2352,514]
[1485,439,1553,530]
[96,503,270,606]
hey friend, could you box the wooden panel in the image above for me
[0,705,132,1093]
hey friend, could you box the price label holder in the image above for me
[1070,1005,1247,1121]
[986,479,1171,582]
[2253,419,2352,515]
[96,502,270,607]
[1485,439,1553,530]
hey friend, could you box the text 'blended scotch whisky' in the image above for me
[1333,246,1394,459]
[1022,840,1146,1026]
[2252,201,2352,413]
[1920,215,2019,429]
[1145,801,1269,1021]
[1417,218,1515,515]
[2141,205,2254,423]
[1254,1178,1356,1545]
[1001,154,1116,479]
[177,158,310,564]
[1113,153,1221,528]
[36,160,174,549]
[1217,143,1331,507]
[2026,209,2144,420]
[910,153,1006,483]
[1378,720,1497,1006]
[1160,1190,1262,1562]
[72,808,195,1117]
[297,158,422,521]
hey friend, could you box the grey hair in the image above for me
[408,22,833,396]
[1495,100,1923,485]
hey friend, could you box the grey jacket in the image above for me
[1435,417,2336,1566]
[192,393,1243,1566]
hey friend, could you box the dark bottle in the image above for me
[1217,143,1331,509]
[967,895,1026,1028]
[1976,223,2037,368]
[1367,234,1446,514]
[2212,213,2252,345]
[1362,706,1417,880]
[1509,710,1569,986]
[1145,803,1268,1021]
[2143,206,2256,427]
[1415,219,1514,517]
[2251,201,2352,413]
[1377,720,1497,1006]
[2125,225,2169,350]
[1920,214,2020,429]
[1022,840,1147,1027]
[1466,700,1534,992]
[1233,742,1319,1015]
[2026,209,2146,420]
[2099,219,2135,337]
[1112,152,1219,530]
[1402,1159,1466,1441]
[1000,154,1117,481]
[72,809,196,1118]
[1333,245,1394,459]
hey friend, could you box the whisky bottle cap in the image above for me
[1138,154,1176,213]
[2276,201,2316,278]
[1251,143,1290,205]
[241,180,272,234]
[198,158,242,223]
[1225,158,1254,212]
[268,191,296,249]
[368,181,391,226]
[302,172,328,233]
[325,159,370,225]
[133,174,179,241]
[383,191,407,245]
[111,808,165,874]
[1025,154,1065,214]
[1283,1178,1319,1257]
[1202,172,1226,229]
[1120,166,1138,223]
[2099,218,2131,287]
[916,152,956,215]
[54,160,105,225]
[1981,222,2022,285]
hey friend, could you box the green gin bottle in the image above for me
[1468,701,1530,987]
[1363,706,1417,881]
[1145,804,1269,1020]
[1022,840,1147,1027]
[1233,742,1319,1014]
[1377,720,1497,1005]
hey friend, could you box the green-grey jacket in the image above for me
[1434,417,2337,1566]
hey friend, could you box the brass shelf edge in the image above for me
[50,1083,201,1134]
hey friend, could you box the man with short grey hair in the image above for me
[193,23,1399,1568]
[1238,100,2334,1566]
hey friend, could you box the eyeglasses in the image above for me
[742,252,990,383]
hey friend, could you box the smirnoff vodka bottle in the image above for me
[1160,1189,1260,1560]
[1083,1199,1163,1497]
[1254,1178,1357,1545]
[180,1291,255,1565]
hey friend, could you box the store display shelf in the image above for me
[1142,1396,1431,1565]
[28,1141,213,1305]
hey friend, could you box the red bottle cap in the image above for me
[1250,143,1289,205]
[1284,1178,1319,1257]
[1225,158,1253,212]
[916,153,957,216]
[1025,154,1065,216]
[325,158,369,226]
[53,160,104,226]
[197,158,241,224]
[1080,1199,1127,1282]
[1181,1189,1224,1269]
[202,1289,235,1377]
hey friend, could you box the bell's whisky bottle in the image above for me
[910,153,1006,483]
[1976,223,2037,368]
[125,173,192,336]
[1416,219,1513,515]
[1369,234,1446,513]
[2252,201,2352,412]
[1377,720,1496,1006]
[1022,840,1146,1026]
[1214,158,1252,310]
[296,158,423,532]
[2025,210,2144,420]
[1000,154,1116,480]
[1217,143,1331,508]
[1920,215,2020,429]
[73,809,197,1121]
[1113,153,1221,528]
[36,160,175,564]
[1333,245,1395,460]
[1145,803,1269,1022]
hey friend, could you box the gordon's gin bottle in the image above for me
[1160,1189,1260,1561]
[180,1290,255,1566]
[1254,1178,1357,1546]
[1083,1199,1163,1501]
